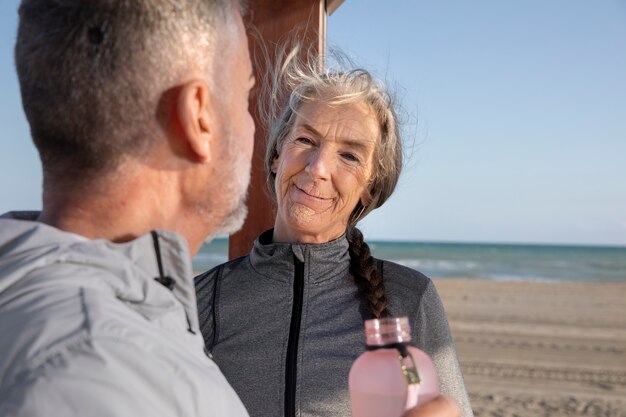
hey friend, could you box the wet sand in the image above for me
[434,279,626,417]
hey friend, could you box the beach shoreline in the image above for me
[434,279,626,417]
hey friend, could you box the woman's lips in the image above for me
[292,186,333,207]
[297,186,329,200]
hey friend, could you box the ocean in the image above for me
[192,239,626,283]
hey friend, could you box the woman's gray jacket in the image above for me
[195,230,473,417]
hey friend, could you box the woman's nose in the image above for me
[305,149,331,180]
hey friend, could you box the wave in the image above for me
[192,241,626,283]
[396,259,480,272]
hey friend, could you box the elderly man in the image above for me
[0,1,461,416]
[0,0,254,415]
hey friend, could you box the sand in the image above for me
[434,279,626,417]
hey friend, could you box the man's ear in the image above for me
[176,80,215,163]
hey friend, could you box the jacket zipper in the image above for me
[284,256,305,417]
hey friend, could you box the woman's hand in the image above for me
[402,396,461,417]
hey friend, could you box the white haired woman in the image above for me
[195,53,473,417]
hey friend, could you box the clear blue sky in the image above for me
[1,1,625,246]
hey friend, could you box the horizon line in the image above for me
[207,236,626,249]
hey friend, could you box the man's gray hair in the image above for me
[15,0,237,187]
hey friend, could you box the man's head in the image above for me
[15,0,255,246]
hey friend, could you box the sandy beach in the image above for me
[434,279,626,417]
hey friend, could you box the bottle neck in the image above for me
[364,317,412,347]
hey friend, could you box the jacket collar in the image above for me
[110,229,199,330]
[0,211,198,331]
[248,229,351,284]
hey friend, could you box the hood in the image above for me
[0,211,199,329]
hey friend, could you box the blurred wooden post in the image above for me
[229,0,345,259]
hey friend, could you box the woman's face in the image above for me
[272,100,380,244]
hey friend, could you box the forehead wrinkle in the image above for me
[294,121,376,152]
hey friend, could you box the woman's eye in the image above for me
[295,137,314,145]
[341,153,360,163]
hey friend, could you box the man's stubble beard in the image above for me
[212,179,249,237]
[205,142,252,239]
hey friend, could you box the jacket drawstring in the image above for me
[151,231,196,335]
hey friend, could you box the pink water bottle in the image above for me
[349,317,440,417]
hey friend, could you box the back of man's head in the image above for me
[15,0,236,189]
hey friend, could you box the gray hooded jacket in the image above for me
[195,229,473,417]
[0,211,248,417]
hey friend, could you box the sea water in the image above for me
[192,238,626,282]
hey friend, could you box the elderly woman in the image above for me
[195,54,473,417]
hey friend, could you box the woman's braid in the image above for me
[347,227,389,319]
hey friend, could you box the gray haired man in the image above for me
[0,0,254,415]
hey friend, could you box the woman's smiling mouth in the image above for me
[292,185,334,208]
